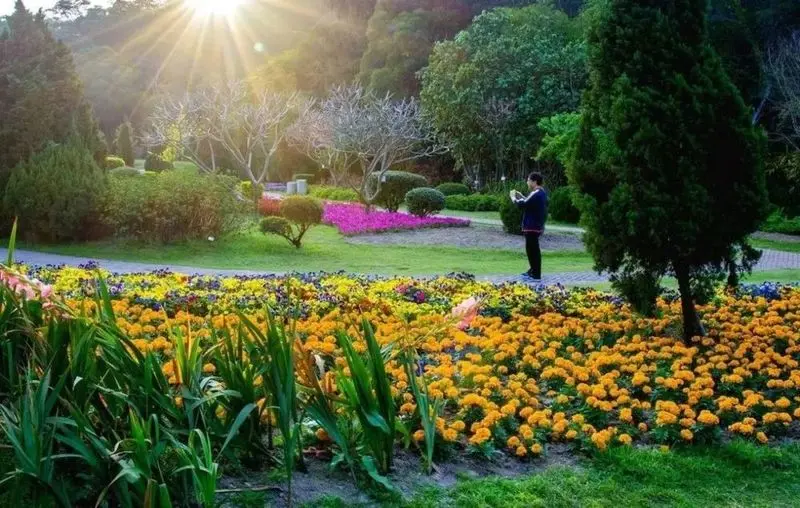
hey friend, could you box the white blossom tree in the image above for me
[291,85,447,204]
[145,82,300,186]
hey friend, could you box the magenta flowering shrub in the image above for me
[323,202,469,235]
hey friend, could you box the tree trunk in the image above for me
[674,261,704,343]
[725,256,739,290]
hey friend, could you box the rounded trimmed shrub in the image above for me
[104,156,126,170]
[260,216,291,237]
[144,152,173,172]
[280,195,324,225]
[405,187,446,217]
[445,194,501,212]
[499,183,529,235]
[4,141,108,242]
[436,182,470,196]
[548,186,580,223]
[367,171,428,212]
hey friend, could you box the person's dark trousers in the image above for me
[525,232,541,279]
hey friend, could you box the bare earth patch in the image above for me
[218,444,581,507]
[343,224,585,251]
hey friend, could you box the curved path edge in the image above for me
[0,247,797,287]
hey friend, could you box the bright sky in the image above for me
[0,0,112,16]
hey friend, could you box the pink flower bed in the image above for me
[323,202,470,235]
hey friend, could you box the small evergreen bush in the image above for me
[4,140,108,242]
[405,188,445,217]
[367,171,428,212]
[144,152,173,172]
[499,182,529,235]
[260,196,323,248]
[114,122,135,166]
[436,182,470,196]
[548,186,580,223]
[104,156,126,170]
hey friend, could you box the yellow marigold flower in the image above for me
[680,429,693,441]
[756,431,768,444]
[618,433,632,445]
[202,363,216,374]
[413,430,425,442]
[530,443,543,455]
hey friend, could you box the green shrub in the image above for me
[499,182,529,236]
[239,181,263,204]
[548,186,580,223]
[260,216,292,237]
[144,152,173,172]
[104,156,126,170]
[405,188,445,217]
[259,196,323,248]
[114,122,135,166]
[310,185,360,202]
[102,171,241,243]
[762,210,800,236]
[367,171,428,212]
[444,194,501,212]
[436,182,470,196]
[109,167,142,178]
[4,140,108,242]
[292,173,316,183]
[280,195,324,225]
[765,153,800,217]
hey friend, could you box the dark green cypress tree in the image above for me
[570,0,769,341]
[114,121,135,166]
[0,0,101,177]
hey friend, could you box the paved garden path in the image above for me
[2,247,798,286]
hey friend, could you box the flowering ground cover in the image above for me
[27,266,800,451]
[4,262,800,506]
[323,202,470,235]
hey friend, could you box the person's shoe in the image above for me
[521,270,534,278]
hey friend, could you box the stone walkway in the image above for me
[2,247,798,286]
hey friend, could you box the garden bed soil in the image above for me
[344,225,585,252]
[218,444,580,507]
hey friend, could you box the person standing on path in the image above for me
[510,172,548,281]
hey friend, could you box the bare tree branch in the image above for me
[290,84,448,204]
[767,32,800,151]
[144,81,300,185]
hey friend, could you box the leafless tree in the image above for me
[145,82,300,186]
[478,97,517,182]
[767,32,800,151]
[292,85,447,204]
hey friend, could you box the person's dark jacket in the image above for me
[515,188,548,233]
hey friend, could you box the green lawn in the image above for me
[751,238,800,253]
[310,440,800,507]
[14,226,594,276]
